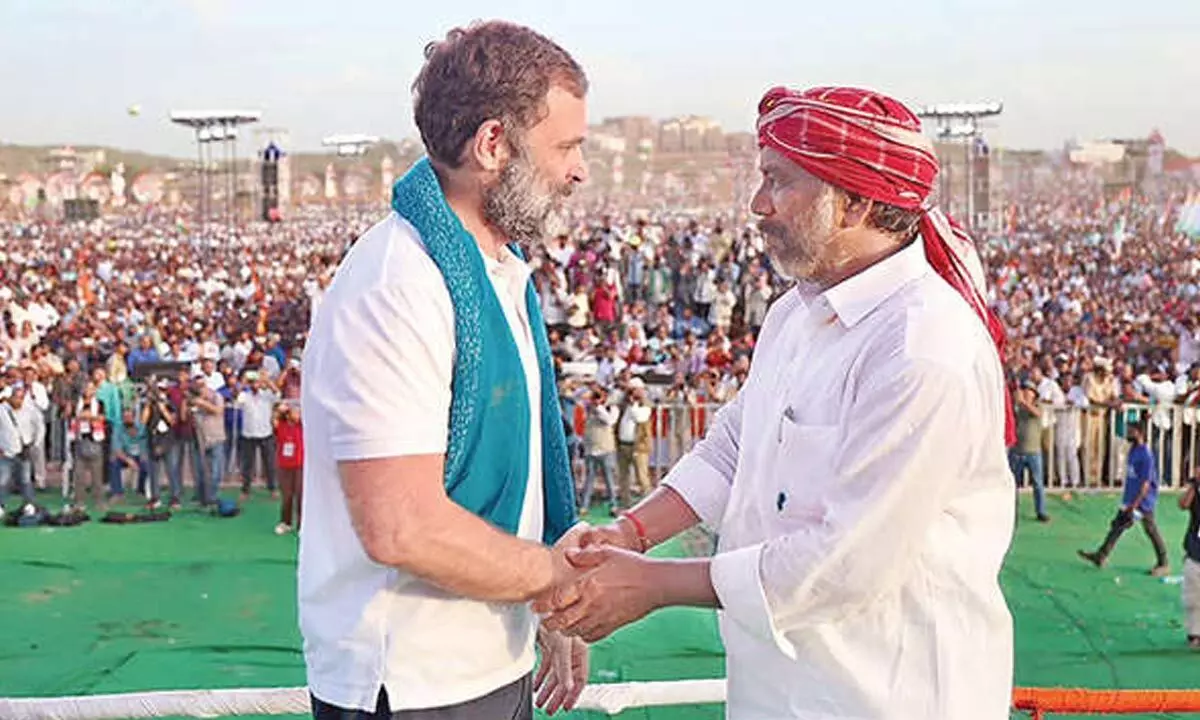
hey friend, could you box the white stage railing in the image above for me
[0,680,728,719]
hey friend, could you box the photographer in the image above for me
[110,407,150,500]
[580,386,618,514]
[142,378,177,508]
[71,381,107,511]
[189,372,227,508]
[663,372,694,464]
[615,379,653,509]
[164,367,202,510]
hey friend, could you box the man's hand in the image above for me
[576,517,643,553]
[534,626,589,715]
[554,521,594,553]
[534,546,663,643]
[533,523,595,613]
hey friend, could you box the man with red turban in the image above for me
[537,86,1015,719]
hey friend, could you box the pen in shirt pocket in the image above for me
[778,406,795,443]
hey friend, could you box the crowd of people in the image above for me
[0,207,336,527]
[0,165,1198,525]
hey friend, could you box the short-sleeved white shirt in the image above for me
[298,212,543,712]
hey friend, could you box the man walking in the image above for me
[1079,422,1170,576]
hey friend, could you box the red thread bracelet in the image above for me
[618,511,649,552]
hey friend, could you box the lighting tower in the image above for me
[916,102,1002,232]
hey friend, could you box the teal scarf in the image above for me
[390,158,576,544]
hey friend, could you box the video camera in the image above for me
[131,360,193,401]
[130,360,193,385]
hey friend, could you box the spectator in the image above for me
[273,400,303,535]
[1053,372,1088,489]
[1012,380,1050,522]
[237,370,280,498]
[0,384,35,517]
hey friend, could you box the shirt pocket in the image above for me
[772,420,839,529]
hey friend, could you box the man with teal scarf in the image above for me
[299,21,592,720]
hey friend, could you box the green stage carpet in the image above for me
[1,491,1196,719]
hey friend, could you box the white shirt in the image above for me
[205,371,225,392]
[13,399,44,446]
[617,404,652,444]
[238,389,279,439]
[1136,375,1178,429]
[1179,329,1200,373]
[1036,377,1064,428]
[596,356,626,386]
[298,213,543,712]
[29,381,51,414]
[1055,386,1089,448]
[664,242,1014,720]
[541,286,569,326]
[0,403,21,457]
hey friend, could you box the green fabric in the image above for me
[0,493,1195,720]
[96,380,123,425]
[390,158,576,543]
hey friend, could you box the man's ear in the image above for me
[839,192,872,231]
[468,119,511,172]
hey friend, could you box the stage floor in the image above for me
[1,491,1195,719]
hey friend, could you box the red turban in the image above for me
[757,86,1015,447]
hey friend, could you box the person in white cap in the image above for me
[615,378,653,509]
[1084,357,1118,486]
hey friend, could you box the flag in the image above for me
[1178,192,1200,238]
[1112,215,1127,257]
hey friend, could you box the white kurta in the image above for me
[664,241,1014,720]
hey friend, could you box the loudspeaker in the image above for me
[63,198,99,222]
[261,142,282,222]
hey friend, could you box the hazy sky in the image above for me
[2,0,1198,157]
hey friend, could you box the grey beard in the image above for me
[482,157,564,246]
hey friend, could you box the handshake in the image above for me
[530,516,662,715]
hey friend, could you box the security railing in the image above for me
[1032,403,1198,491]
[599,401,1200,491]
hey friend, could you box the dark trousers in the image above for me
[1097,508,1169,567]
[311,674,531,720]
[108,456,152,497]
[240,436,277,492]
[279,467,302,528]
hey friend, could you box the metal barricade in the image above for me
[652,398,1198,491]
[1028,402,1197,492]
[647,401,723,473]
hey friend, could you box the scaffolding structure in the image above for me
[169,110,261,237]
[916,102,1003,232]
